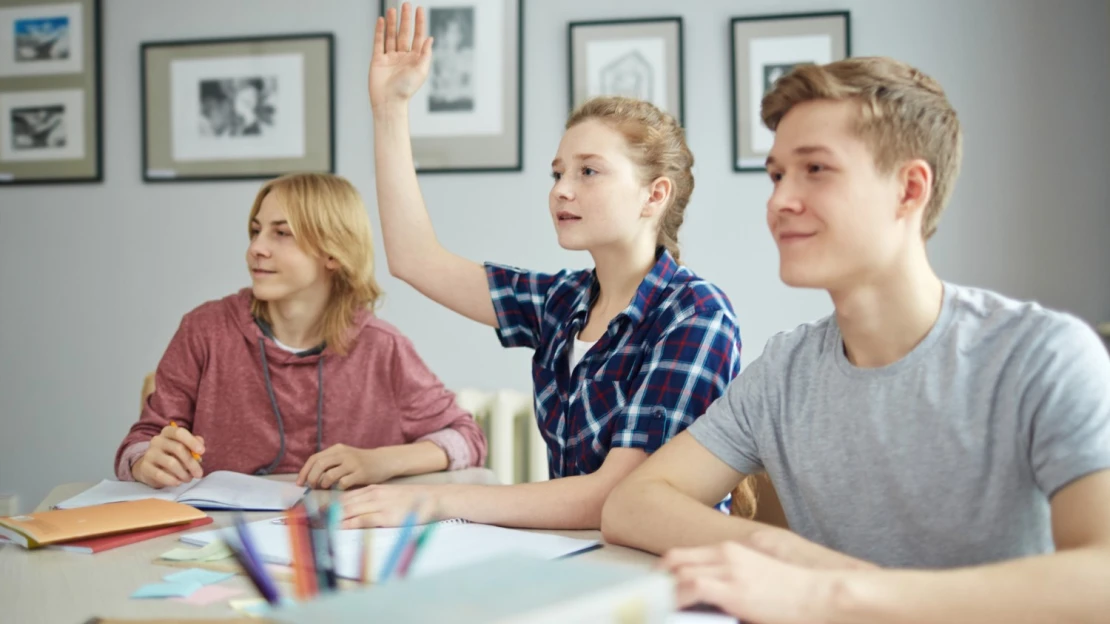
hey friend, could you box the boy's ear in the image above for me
[897,158,933,220]
[642,176,673,218]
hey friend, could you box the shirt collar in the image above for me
[571,247,680,328]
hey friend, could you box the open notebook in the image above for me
[180,517,602,581]
[53,471,308,511]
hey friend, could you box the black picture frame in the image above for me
[379,0,523,174]
[730,11,851,172]
[0,0,103,185]
[140,32,335,183]
[567,16,684,126]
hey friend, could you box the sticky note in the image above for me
[130,581,203,599]
[163,568,235,586]
[159,540,232,561]
[169,584,244,606]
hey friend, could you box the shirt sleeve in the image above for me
[391,334,489,469]
[1023,315,1110,498]
[114,313,207,480]
[686,348,770,477]
[610,309,743,456]
[484,262,564,350]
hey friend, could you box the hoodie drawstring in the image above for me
[255,337,324,475]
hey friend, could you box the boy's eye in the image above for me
[807,163,826,174]
[768,171,783,182]
[551,171,562,181]
[582,167,597,176]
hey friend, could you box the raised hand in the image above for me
[369,2,434,109]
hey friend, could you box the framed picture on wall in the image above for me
[568,17,684,125]
[730,11,850,172]
[140,32,334,183]
[0,0,102,185]
[379,0,522,173]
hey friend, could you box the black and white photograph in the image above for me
[762,62,799,95]
[0,88,85,163]
[428,6,474,112]
[11,104,66,149]
[731,12,850,172]
[381,0,521,173]
[141,32,333,182]
[0,2,84,77]
[569,17,684,124]
[168,53,304,163]
[198,75,278,137]
[14,15,70,61]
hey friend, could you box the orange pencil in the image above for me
[170,421,203,463]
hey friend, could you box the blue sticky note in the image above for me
[163,568,236,586]
[131,581,203,599]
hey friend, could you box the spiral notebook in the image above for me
[179,517,601,581]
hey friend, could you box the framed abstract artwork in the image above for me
[568,17,684,125]
[140,32,334,182]
[380,0,522,173]
[730,11,850,172]
[0,0,102,184]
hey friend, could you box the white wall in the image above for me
[2,0,1108,512]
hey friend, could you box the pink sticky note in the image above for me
[168,584,244,606]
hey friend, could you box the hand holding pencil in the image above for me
[131,420,206,488]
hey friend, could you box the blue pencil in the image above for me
[378,505,420,583]
[229,514,281,605]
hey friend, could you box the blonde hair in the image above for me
[761,57,963,240]
[566,96,694,262]
[247,172,383,356]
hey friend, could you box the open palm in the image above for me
[369,2,434,108]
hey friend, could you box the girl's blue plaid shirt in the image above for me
[485,249,743,479]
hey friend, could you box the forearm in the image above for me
[379,441,449,480]
[603,477,768,554]
[829,548,1110,624]
[436,474,616,529]
[372,104,441,278]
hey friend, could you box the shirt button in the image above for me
[653,407,665,419]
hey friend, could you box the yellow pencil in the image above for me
[361,528,373,585]
[170,420,203,463]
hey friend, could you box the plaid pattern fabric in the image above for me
[485,249,743,479]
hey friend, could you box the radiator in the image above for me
[455,389,549,485]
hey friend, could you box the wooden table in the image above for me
[0,469,657,623]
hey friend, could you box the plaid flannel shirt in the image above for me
[485,249,743,479]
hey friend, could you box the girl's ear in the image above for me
[324,256,340,271]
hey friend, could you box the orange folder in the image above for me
[0,498,208,549]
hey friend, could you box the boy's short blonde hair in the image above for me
[761,57,962,240]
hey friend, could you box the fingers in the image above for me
[143,450,190,485]
[397,2,413,52]
[162,424,205,457]
[373,16,385,57]
[384,7,397,53]
[674,573,734,611]
[660,544,728,572]
[152,435,202,480]
[411,5,426,51]
[318,463,352,490]
[305,454,341,489]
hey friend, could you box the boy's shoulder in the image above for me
[943,282,1101,361]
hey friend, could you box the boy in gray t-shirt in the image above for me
[602,56,1110,623]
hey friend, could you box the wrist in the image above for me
[819,571,874,624]
[372,102,409,123]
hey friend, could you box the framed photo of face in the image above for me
[380,0,523,173]
[730,11,850,172]
[0,0,102,185]
[568,17,684,125]
[140,32,334,182]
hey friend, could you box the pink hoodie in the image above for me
[115,288,487,479]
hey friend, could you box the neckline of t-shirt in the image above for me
[830,281,957,379]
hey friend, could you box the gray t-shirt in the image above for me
[688,282,1110,568]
